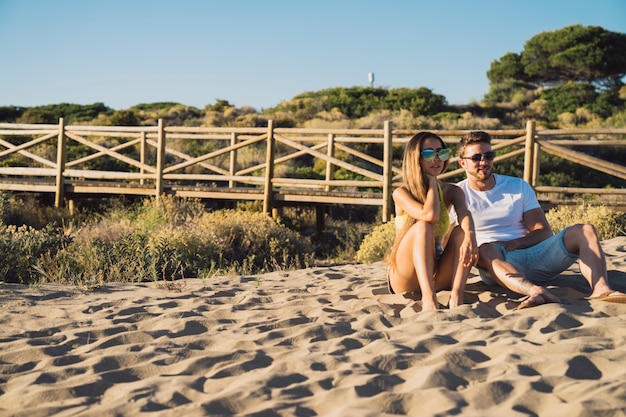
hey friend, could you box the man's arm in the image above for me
[495,207,553,252]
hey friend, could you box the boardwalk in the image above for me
[0,120,625,222]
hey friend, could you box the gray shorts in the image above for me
[479,227,578,285]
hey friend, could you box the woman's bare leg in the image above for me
[436,226,471,308]
[389,221,439,310]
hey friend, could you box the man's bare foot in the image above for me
[586,291,626,303]
[516,293,557,310]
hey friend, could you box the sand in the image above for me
[1,237,626,416]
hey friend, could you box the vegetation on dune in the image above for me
[0,195,319,287]
[3,190,624,286]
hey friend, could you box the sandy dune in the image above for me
[1,237,626,416]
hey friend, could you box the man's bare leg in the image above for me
[563,224,625,298]
[479,243,560,306]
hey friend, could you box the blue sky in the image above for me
[1,0,625,111]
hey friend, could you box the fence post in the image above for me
[54,118,66,208]
[229,132,237,188]
[523,120,536,185]
[532,141,540,186]
[382,120,393,222]
[263,120,275,215]
[140,131,147,185]
[155,119,165,204]
[324,134,335,192]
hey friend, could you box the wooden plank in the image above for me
[334,142,384,168]
[272,178,382,188]
[65,137,154,172]
[232,142,327,177]
[67,125,158,133]
[275,193,383,206]
[65,132,149,171]
[167,188,264,201]
[0,182,57,192]
[535,186,626,195]
[0,132,56,157]
[67,184,156,196]
[537,128,626,135]
[0,167,56,176]
[163,134,265,174]
[275,134,384,181]
[539,141,626,180]
[166,126,267,134]
[542,140,626,146]
[64,169,152,180]
[0,136,57,167]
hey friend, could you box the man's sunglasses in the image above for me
[460,151,496,162]
[421,148,451,162]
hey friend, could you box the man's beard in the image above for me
[473,166,492,181]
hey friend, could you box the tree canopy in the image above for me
[488,25,626,90]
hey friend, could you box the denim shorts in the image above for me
[479,227,578,285]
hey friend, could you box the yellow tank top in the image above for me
[395,183,450,237]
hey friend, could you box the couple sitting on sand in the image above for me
[386,130,626,311]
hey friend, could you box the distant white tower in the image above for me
[368,72,375,87]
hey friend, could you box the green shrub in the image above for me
[191,209,314,273]
[0,224,72,283]
[310,219,364,261]
[0,195,317,286]
[0,192,72,229]
[355,220,395,264]
[545,204,626,240]
[26,200,315,286]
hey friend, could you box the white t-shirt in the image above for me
[457,174,540,246]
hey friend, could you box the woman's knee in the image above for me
[407,220,434,238]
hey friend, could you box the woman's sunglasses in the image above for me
[421,148,451,162]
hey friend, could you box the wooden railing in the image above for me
[0,120,625,222]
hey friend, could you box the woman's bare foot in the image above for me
[448,292,464,309]
[421,296,440,311]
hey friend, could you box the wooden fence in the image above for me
[0,120,625,224]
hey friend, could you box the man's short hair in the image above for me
[458,131,492,157]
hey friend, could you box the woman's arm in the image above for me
[392,176,440,223]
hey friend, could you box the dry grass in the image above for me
[0,195,315,286]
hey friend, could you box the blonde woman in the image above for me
[387,132,477,310]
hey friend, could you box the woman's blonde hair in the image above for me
[401,132,449,204]
[387,132,449,269]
